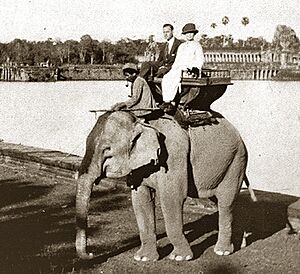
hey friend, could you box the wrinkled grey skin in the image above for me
[76,111,247,261]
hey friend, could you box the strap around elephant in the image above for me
[174,108,218,129]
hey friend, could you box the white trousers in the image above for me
[161,68,182,102]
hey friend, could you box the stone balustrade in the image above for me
[204,50,284,64]
[204,49,300,67]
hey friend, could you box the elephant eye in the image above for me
[103,146,112,158]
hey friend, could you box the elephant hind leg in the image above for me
[132,185,159,262]
[214,148,246,256]
[214,205,234,256]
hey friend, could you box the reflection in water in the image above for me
[0,80,299,196]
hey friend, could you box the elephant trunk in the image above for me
[75,137,106,259]
[75,173,98,259]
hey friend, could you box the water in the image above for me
[212,81,300,197]
[0,81,128,154]
[0,80,299,197]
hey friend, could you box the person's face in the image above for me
[185,32,195,41]
[124,71,137,83]
[163,26,173,41]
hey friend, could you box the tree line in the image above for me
[0,35,149,66]
[0,24,298,67]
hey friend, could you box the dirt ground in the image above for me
[0,164,299,274]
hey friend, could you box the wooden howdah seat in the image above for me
[89,68,232,128]
[150,68,232,111]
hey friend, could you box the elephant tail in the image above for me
[243,175,257,202]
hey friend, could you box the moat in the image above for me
[0,80,299,196]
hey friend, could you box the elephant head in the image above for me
[101,112,161,178]
[76,111,161,259]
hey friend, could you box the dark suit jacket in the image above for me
[157,37,182,69]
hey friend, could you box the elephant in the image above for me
[75,110,254,261]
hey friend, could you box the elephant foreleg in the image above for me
[132,185,159,262]
[159,190,193,261]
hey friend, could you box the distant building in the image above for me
[203,48,300,69]
[136,47,299,69]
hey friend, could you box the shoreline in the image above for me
[0,140,299,230]
[0,141,81,179]
[1,64,300,82]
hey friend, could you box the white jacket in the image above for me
[162,40,204,102]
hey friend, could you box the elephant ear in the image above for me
[129,122,160,171]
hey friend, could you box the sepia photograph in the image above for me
[0,0,299,273]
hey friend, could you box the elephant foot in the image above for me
[214,242,233,256]
[168,247,193,261]
[134,246,159,262]
[78,252,94,260]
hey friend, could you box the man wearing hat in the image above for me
[161,23,204,103]
[139,23,182,80]
[111,63,157,117]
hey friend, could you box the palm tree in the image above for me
[200,34,209,48]
[210,23,217,39]
[210,23,217,29]
[221,16,229,47]
[222,16,229,26]
[241,17,249,27]
[241,17,250,47]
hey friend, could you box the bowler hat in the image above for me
[122,63,138,74]
[182,23,198,34]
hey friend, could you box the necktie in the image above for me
[165,42,169,58]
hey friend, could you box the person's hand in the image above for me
[187,67,199,78]
[159,101,177,115]
[111,102,127,111]
[157,66,169,78]
[191,67,200,78]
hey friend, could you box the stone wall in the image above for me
[272,69,300,81]
[0,142,81,179]
[0,64,123,82]
[2,62,299,82]
[59,63,282,81]
[59,65,123,81]
[0,65,57,82]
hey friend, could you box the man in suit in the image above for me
[140,24,182,79]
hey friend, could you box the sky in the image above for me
[0,0,299,43]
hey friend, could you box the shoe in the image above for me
[159,102,177,115]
